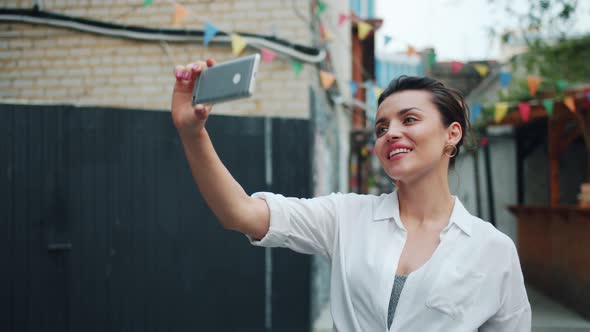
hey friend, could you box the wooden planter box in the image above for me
[510,205,590,319]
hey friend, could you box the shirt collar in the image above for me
[372,190,473,237]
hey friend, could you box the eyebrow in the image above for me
[375,107,424,126]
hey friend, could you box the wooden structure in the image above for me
[503,89,590,319]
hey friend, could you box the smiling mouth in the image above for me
[389,148,412,159]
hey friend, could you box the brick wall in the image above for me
[1,0,317,118]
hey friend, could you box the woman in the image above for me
[171,59,531,331]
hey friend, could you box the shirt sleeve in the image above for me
[246,192,341,259]
[480,241,532,332]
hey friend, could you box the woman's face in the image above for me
[374,90,460,183]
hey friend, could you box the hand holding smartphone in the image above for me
[192,54,260,105]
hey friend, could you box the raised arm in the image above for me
[171,59,269,240]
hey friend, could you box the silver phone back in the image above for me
[192,54,260,105]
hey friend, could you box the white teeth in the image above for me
[389,148,411,158]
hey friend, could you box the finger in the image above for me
[194,103,209,120]
[206,58,216,67]
[189,61,208,80]
[174,65,185,80]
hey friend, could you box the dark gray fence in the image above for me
[0,104,311,332]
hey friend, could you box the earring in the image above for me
[445,144,458,158]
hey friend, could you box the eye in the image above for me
[403,117,417,124]
[375,126,388,137]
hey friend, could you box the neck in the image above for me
[396,164,454,231]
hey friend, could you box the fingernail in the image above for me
[182,72,189,79]
[195,108,206,119]
[175,71,182,79]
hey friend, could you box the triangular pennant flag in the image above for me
[173,3,189,27]
[556,79,568,92]
[499,71,512,88]
[518,102,531,122]
[338,13,349,26]
[384,35,393,46]
[563,96,576,112]
[428,52,436,68]
[470,104,483,123]
[320,24,333,41]
[451,61,464,74]
[473,64,489,77]
[349,81,358,97]
[291,60,303,77]
[203,22,219,46]
[542,99,554,116]
[320,70,335,90]
[357,21,372,40]
[527,75,542,96]
[494,102,509,123]
[586,92,590,103]
[261,48,276,63]
[373,87,383,99]
[407,45,417,57]
[143,0,153,6]
[316,1,327,16]
[231,33,247,56]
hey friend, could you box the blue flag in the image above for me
[204,22,219,46]
[349,81,358,97]
[471,104,483,123]
[384,35,392,46]
[499,72,512,88]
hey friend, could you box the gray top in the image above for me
[387,274,408,330]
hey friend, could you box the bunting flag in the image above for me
[518,102,531,122]
[556,79,568,92]
[473,64,489,77]
[470,104,483,123]
[527,76,542,96]
[384,35,392,46]
[564,96,576,112]
[291,60,303,76]
[407,46,417,57]
[499,72,512,88]
[316,1,327,16]
[143,0,153,6]
[173,3,189,27]
[320,24,333,41]
[494,102,509,123]
[320,70,335,90]
[338,13,349,26]
[261,48,277,63]
[373,87,383,99]
[203,22,219,46]
[428,52,436,68]
[231,33,247,56]
[586,92,590,104]
[357,21,372,40]
[349,81,358,97]
[542,99,554,116]
[451,61,464,74]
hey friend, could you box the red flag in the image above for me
[338,13,348,26]
[518,102,531,122]
[451,61,464,74]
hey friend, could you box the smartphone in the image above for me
[192,54,260,105]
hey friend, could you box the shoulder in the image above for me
[468,216,518,266]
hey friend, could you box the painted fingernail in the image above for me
[175,71,182,79]
[182,72,189,79]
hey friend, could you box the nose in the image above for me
[384,123,402,142]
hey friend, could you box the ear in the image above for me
[446,122,462,146]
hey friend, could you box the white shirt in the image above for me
[248,191,531,332]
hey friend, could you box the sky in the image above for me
[375,0,590,61]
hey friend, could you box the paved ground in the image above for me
[312,284,590,331]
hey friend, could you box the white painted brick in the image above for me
[45,49,69,57]
[13,79,34,88]
[37,78,61,86]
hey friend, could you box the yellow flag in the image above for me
[231,33,247,56]
[320,70,335,90]
[564,96,576,112]
[494,102,509,123]
[473,64,489,77]
[173,3,189,27]
[373,87,383,99]
[357,21,372,40]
